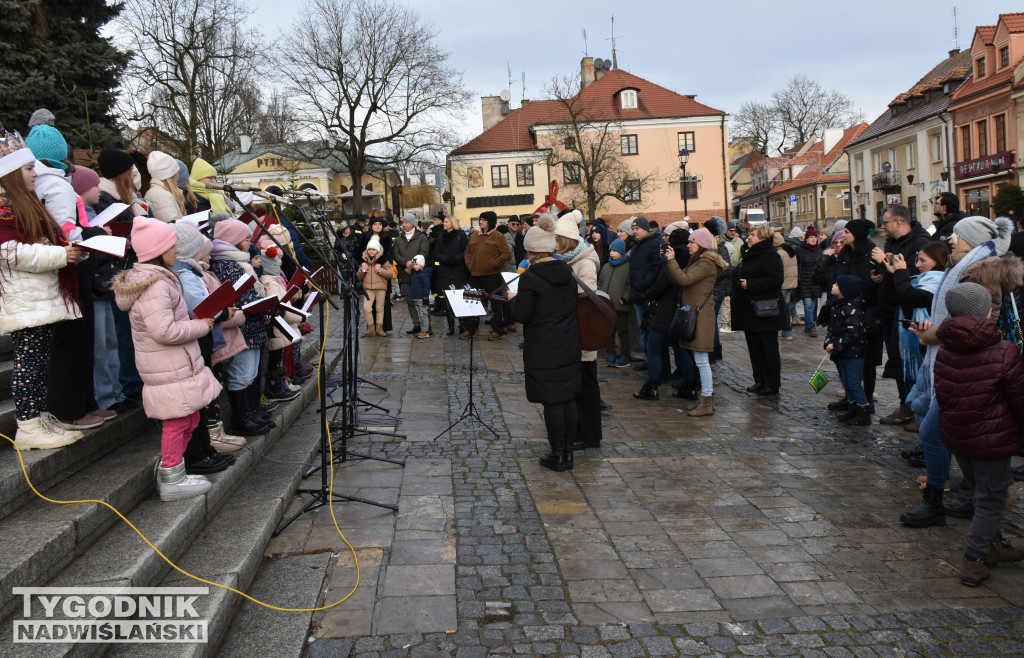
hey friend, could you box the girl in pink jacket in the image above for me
[113,218,222,501]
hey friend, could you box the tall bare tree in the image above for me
[544,75,660,221]
[734,76,862,155]
[115,0,263,161]
[281,0,469,214]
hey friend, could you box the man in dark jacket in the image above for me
[628,216,664,350]
[393,213,431,334]
[464,211,512,340]
[871,204,933,425]
[932,192,967,245]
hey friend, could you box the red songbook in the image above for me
[191,274,255,319]
[287,266,323,290]
[272,315,301,345]
[279,302,310,321]
[242,295,280,315]
[108,222,133,238]
[281,285,300,304]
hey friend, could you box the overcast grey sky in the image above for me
[252,0,1021,142]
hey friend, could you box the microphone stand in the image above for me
[215,186,400,533]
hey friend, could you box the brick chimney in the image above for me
[481,96,504,131]
[580,57,596,88]
[948,48,960,57]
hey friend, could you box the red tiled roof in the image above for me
[452,69,724,155]
[766,124,868,196]
[1000,13,1024,33]
[977,25,997,46]
[950,66,1016,104]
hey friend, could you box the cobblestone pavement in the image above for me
[257,314,1024,657]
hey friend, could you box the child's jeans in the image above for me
[162,411,200,468]
[836,357,867,405]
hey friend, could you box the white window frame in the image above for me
[906,142,916,170]
[620,90,637,109]
[855,155,864,182]
[931,134,943,163]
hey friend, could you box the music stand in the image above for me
[432,289,499,441]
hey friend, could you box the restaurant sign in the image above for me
[954,151,1013,180]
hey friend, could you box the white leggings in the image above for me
[694,351,713,397]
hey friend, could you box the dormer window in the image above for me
[620,90,637,109]
[977,56,986,78]
[1000,46,1010,68]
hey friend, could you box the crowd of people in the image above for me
[0,112,317,502]
[4,105,1024,589]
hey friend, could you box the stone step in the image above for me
[0,346,341,657]
[0,405,150,522]
[0,358,11,399]
[0,334,12,357]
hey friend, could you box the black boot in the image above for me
[267,367,299,402]
[844,404,872,426]
[246,382,275,429]
[563,445,574,471]
[944,498,975,519]
[828,398,851,412]
[228,389,268,436]
[539,437,566,472]
[633,382,659,401]
[406,325,422,334]
[900,484,947,527]
[671,381,698,400]
[446,317,455,336]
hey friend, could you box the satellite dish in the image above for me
[882,161,891,172]
[500,104,510,116]
[499,89,511,102]
[594,58,605,70]
[599,58,611,70]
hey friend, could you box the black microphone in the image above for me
[203,182,262,192]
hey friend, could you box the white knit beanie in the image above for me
[555,212,582,242]
[147,151,180,182]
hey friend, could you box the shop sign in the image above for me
[954,151,1013,179]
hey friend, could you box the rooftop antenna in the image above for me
[606,15,624,69]
[953,6,960,51]
[507,62,513,93]
[521,71,527,105]
[582,29,588,56]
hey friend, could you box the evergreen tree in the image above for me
[0,0,129,150]
[993,184,1024,222]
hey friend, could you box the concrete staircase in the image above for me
[0,330,342,657]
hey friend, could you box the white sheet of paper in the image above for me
[89,203,129,228]
[177,210,210,228]
[78,235,128,258]
[444,289,488,318]
[501,272,520,294]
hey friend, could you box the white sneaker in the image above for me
[15,414,84,450]
[157,462,211,501]
[209,421,246,453]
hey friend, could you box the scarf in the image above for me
[608,252,628,267]
[0,197,79,314]
[924,242,996,396]
[211,238,266,295]
[561,240,586,263]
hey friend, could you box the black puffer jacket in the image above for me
[629,231,664,300]
[511,259,581,404]
[935,315,1024,460]
[932,210,966,244]
[879,222,933,318]
[731,238,785,333]
[796,243,824,299]
[825,296,866,359]
[435,229,469,289]
[641,268,681,334]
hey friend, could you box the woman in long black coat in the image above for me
[731,224,785,395]
[510,214,580,472]
[435,216,470,335]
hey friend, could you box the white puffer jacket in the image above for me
[0,236,82,334]
[33,160,82,241]
[144,183,184,223]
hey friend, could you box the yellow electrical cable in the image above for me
[2,282,361,613]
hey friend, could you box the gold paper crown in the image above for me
[0,122,29,159]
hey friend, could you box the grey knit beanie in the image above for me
[173,222,205,260]
[175,159,190,187]
[945,282,991,318]
[28,109,55,128]
[953,216,998,249]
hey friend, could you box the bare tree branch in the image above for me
[280,0,469,214]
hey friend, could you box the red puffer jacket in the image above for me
[934,315,1024,460]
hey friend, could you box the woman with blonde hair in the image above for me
[731,223,785,395]
[435,214,469,336]
[145,151,187,222]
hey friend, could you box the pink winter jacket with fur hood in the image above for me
[113,263,221,419]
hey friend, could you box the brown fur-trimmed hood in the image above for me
[962,255,1024,320]
[113,264,182,312]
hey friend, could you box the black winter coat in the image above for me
[891,269,935,313]
[629,231,664,300]
[879,222,933,318]
[511,259,581,404]
[932,211,967,244]
[825,296,866,359]
[796,243,824,299]
[731,238,785,333]
[641,268,681,334]
[935,316,1024,460]
[435,229,469,289]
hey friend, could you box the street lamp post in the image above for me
[678,148,690,216]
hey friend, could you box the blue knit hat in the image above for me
[836,275,862,299]
[175,159,189,187]
[609,238,626,255]
[25,125,68,170]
